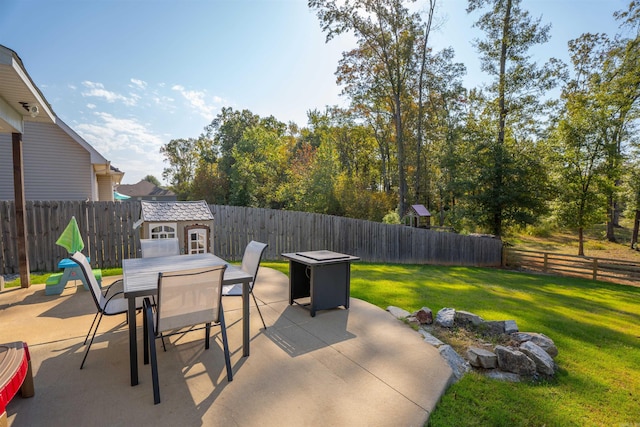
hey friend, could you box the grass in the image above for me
[344,263,640,426]
[5,244,640,425]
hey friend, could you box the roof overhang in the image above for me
[0,45,55,134]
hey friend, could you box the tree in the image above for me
[160,137,201,200]
[309,0,424,217]
[142,174,161,186]
[551,91,609,256]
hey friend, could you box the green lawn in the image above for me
[267,261,640,426]
[7,261,640,425]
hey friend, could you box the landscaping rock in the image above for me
[482,320,505,335]
[519,341,556,376]
[466,347,497,369]
[484,370,521,382]
[512,332,558,358]
[419,329,445,347]
[414,307,433,324]
[435,308,456,328]
[386,306,411,319]
[495,345,536,377]
[504,320,519,334]
[454,310,484,328]
[438,345,471,382]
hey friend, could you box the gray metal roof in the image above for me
[140,200,213,222]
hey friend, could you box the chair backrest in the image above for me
[140,238,180,258]
[155,265,227,335]
[241,241,268,290]
[70,251,105,311]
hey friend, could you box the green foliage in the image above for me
[382,210,400,224]
[142,175,161,186]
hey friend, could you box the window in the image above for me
[149,223,177,239]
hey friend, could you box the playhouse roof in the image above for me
[140,200,213,222]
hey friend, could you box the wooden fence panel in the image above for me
[0,201,504,274]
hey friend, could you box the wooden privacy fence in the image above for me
[0,201,503,274]
[504,248,640,285]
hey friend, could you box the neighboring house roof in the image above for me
[117,180,175,198]
[140,200,213,222]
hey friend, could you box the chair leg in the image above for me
[83,312,100,345]
[80,312,104,369]
[251,291,267,330]
[145,303,160,404]
[205,323,211,350]
[219,310,233,382]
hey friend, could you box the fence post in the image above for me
[592,259,598,281]
[544,253,548,272]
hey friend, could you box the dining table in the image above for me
[122,253,253,387]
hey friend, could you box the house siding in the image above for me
[0,122,93,200]
[97,174,113,201]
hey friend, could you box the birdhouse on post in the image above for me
[408,204,431,228]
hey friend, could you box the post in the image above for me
[592,259,598,281]
[12,133,30,288]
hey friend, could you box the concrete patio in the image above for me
[1,267,452,426]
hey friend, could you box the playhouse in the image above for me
[134,200,214,255]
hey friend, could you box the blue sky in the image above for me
[0,0,630,185]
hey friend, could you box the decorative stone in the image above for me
[386,306,411,319]
[414,307,433,324]
[419,329,445,347]
[519,341,556,376]
[435,308,456,328]
[454,310,484,328]
[494,345,536,377]
[484,370,521,382]
[504,320,518,334]
[512,332,558,358]
[438,345,471,382]
[466,347,497,369]
[482,320,505,335]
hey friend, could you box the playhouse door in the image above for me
[187,228,208,254]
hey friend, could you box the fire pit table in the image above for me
[281,250,360,317]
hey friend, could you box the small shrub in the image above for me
[382,211,400,224]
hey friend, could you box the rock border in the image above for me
[387,306,559,384]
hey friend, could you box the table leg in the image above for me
[128,297,138,386]
[242,281,250,357]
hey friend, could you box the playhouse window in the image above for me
[150,223,177,239]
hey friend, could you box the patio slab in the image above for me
[0,267,452,426]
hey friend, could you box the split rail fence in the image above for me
[0,201,502,274]
[504,248,640,285]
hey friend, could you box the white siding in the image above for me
[0,122,94,200]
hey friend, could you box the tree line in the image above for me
[159,0,640,255]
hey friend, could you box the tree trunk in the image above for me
[632,210,640,250]
[606,194,617,242]
[492,0,512,237]
[578,226,585,256]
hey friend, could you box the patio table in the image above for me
[123,253,253,387]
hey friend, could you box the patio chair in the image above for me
[70,251,143,370]
[222,241,268,330]
[143,265,232,404]
[140,238,180,258]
